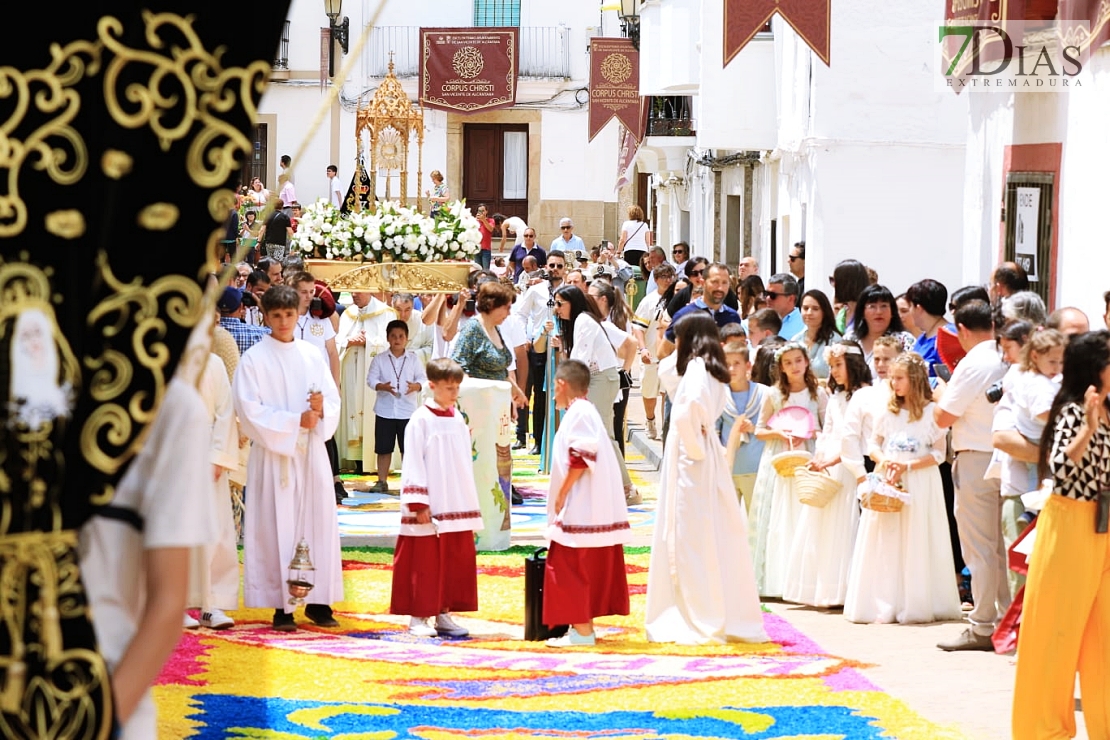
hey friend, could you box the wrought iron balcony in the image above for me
[367,26,571,79]
[273,20,290,70]
[647,96,695,137]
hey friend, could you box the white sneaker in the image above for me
[546,629,596,647]
[183,613,200,630]
[435,612,469,638]
[200,608,235,630]
[646,417,658,440]
[408,616,437,637]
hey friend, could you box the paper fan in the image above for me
[767,405,816,439]
[936,324,965,372]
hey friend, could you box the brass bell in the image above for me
[286,538,316,605]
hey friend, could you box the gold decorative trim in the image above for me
[81,251,202,480]
[137,202,179,230]
[44,210,86,239]
[100,149,133,179]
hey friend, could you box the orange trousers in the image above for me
[1013,494,1110,740]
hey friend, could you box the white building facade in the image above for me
[960,44,1110,318]
[638,0,970,299]
[256,0,635,248]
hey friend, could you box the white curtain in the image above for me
[502,131,527,200]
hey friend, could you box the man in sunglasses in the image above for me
[507,224,544,283]
[550,217,586,255]
[657,263,741,359]
[763,273,803,339]
[512,251,567,453]
[788,241,805,295]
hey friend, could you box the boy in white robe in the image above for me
[390,358,482,638]
[185,352,241,629]
[233,285,344,631]
[544,359,631,647]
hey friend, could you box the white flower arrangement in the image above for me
[290,199,482,263]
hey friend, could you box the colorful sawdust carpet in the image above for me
[157,547,967,739]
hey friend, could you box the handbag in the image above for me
[618,369,633,391]
[523,547,569,641]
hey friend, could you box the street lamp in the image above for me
[618,0,640,50]
[324,0,350,79]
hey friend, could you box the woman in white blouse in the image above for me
[548,285,638,504]
[618,204,652,266]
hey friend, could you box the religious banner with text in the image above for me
[940,0,1023,86]
[1059,0,1110,54]
[725,0,831,67]
[589,37,643,142]
[420,28,518,113]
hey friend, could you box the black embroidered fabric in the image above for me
[0,4,290,737]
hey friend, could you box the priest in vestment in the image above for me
[233,292,343,627]
[335,292,396,468]
[392,293,434,366]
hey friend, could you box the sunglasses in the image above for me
[673,250,687,256]
[547,263,564,269]
[561,225,573,230]
[788,255,802,262]
[763,290,785,299]
[554,299,566,307]
[524,234,536,238]
[688,269,705,277]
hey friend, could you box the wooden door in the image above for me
[463,123,529,227]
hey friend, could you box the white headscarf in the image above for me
[8,308,71,430]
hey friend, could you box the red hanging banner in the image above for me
[724,0,831,67]
[589,37,643,143]
[1058,0,1110,53]
[420,28,518,113]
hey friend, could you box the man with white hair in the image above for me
[739,256,759,280]
[550,217,586,255]
[391,293,433,365]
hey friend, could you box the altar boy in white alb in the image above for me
[233,285,344,631]
[390,358,482,638]
[543,359,631,648]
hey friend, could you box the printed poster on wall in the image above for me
[420,28,518,113]
[1015,186,1040,281]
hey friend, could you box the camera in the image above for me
[465,288,477,314]
[985,380,1005,404]
[309,296,324,315]
[241,291,258,308]
[535,268,552,281]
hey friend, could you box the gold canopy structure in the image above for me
[354,59,424,211]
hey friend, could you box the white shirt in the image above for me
[513,280,555,340]
[366,349,426,419]
[621,219,649,253]
[502,216,527,240]
[329,175,343,207]
[632,290,668,357]
[297,313,336,366]
[939,339,1007,452]
[80,380,216,739]
[571,316,619,373]
[1010,369,1060,442]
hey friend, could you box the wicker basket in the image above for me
[794,467,842,507]
[860,489,905,513]
[770,450,812,478]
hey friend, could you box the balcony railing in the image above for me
[647,96,695,137]
[367,26,570,79]
[274,20,290,69]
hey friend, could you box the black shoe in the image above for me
[511,486,523,505]
[512,439,527,450]
[334,480,347,505]
[304,604,340,628]
[528,445,541,456]
[272,609,296,632]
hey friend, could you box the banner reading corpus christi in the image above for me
[420,28,519,113]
